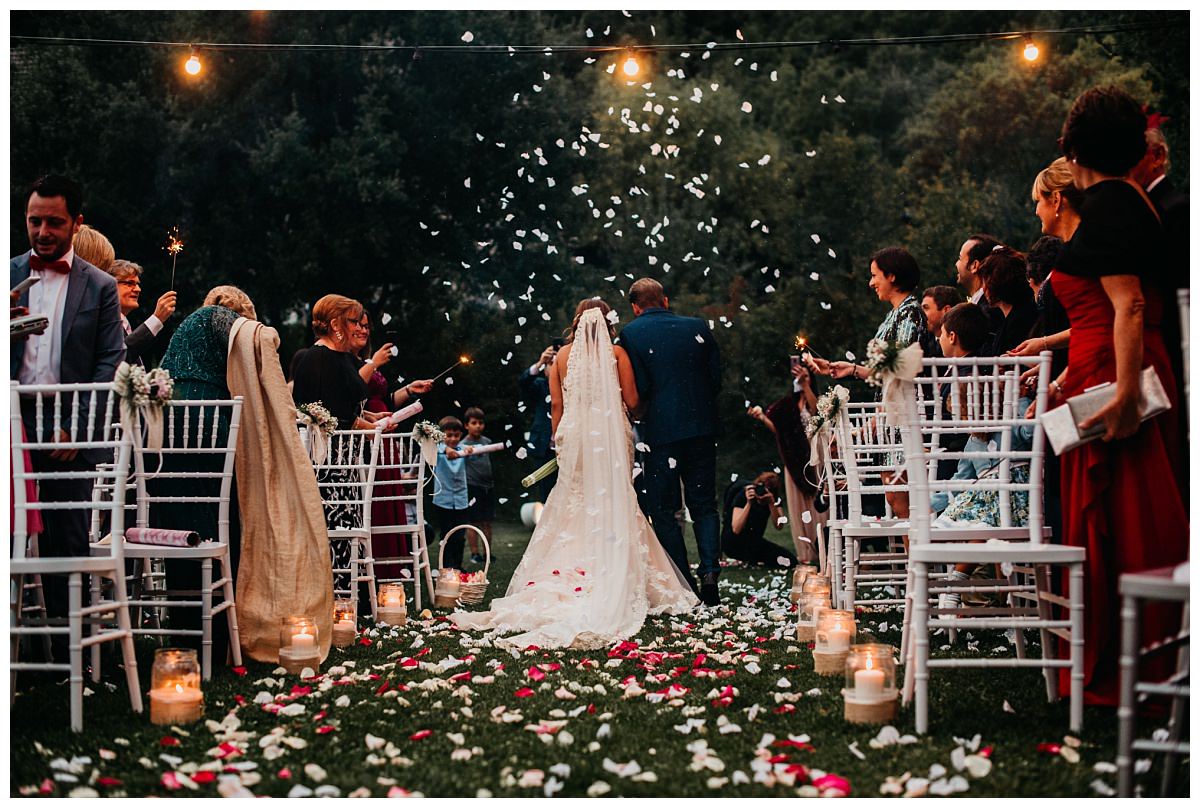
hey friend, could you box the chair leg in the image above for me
[11,574,22,701]
[220,549,243,667]
[1117,591,1139,797]
[1160,604,1189,797]
[828,527,843,609]
[69,573,84,733]
[89,575,102,682]
[913,560,930,734]
[363,544,379,620]
[110,569,143,714]
[846,538,859,609]
[1007,567,1027,660]
[1035,564,1059,702]
[200,559,214,681]
[1068,562,1085,733]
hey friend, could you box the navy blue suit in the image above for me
[517,363,557,501]
[618,307,722,584]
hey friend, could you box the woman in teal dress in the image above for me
[153,286,257,653]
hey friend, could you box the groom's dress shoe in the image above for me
[699,573,720,606]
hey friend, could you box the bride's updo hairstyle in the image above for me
[565,297,616,343]
[311,294,364,344]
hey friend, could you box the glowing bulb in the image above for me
[1022,40,1039,62]
[622,56,640,77]
[184,53,203,76]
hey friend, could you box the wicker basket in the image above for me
[436,524,491,607]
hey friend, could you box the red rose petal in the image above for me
[231,666,248,676]
[160,772,183,791]
[159,735,180,747]
[96,776,123,788]
[316,725,336,734]
[409,729,433,741]
[527,666,546,682]
[358,636,373,646]
[278,767,292,780]
[515,687,536,698]
[191,771,217,785]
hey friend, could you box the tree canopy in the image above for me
[10,10,1188,499]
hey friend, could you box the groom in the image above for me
[618,278,723,605]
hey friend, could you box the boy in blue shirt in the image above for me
[432,416,471,569]
[460,406,496,564]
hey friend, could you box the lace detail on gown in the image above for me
[451,309,699,648]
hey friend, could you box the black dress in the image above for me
[291,345,369,599]
[720,481,797,568]
[989,297,1039,356]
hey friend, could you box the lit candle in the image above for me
[377,584,408,625]
[331,619,356,648]
[855,666,885,699]
[149,681,204,726]
[825,627,851,653]
[292,632,316,653]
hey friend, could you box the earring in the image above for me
[334,332,343,340]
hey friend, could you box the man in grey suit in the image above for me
[11,174,125,626]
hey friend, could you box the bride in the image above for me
[451,299,699,648]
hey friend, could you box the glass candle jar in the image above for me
[843,643,898,723]
[149,648,203,725]
[796,593,832,642]
[802,574,831,596]
[815,610,857,654]
[331,599,357,647]
[377,583,408,626]
[434,569,462,608]
[789,564,820,603]
[278,615,320,675]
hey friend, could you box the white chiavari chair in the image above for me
[10,381,143,731]
[369,431,436,611]
[93,398,244,680]
[311,428,382,618]
[898,353,1085,734]
[832,401,910,611]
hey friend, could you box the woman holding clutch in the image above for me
[1050,86,1187,707]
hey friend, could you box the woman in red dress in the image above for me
[1050,87,1188,706]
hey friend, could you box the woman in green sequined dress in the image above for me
[154,286,257,653]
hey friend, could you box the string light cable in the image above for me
[9,19,1175,58]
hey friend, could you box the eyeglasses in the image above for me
[116,279,141,288]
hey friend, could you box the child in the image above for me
[460,406,496,564]
[932,303,1033,609]
[432,416,471,570]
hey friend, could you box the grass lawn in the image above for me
[9,521,1185,797]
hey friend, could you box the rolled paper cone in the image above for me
[384,400,424,429]
[466,442,507,455]
[521,457,559,488]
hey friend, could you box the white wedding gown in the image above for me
[451,308,699,648]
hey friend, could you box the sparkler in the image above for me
[793,334,825,360]
[431,354,471,383]
[165,228,184,290]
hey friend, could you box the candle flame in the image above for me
[175,683,184,694]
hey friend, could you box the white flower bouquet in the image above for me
[112,362,174,449]
[297,401,337,437]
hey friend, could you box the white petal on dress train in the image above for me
[451,308,699,648]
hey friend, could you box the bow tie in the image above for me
[30,255,71,274]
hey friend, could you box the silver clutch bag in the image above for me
[1041,365,1172,455]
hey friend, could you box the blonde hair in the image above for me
[1031,157,1084,210]
[311,294,363,339]
[204,285,257,320]
[73,225,115,271]
[564,297,616,343]
[107,258,142,281]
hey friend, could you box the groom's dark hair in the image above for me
[629,278,666,308]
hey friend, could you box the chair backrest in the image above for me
[311,428,382,533]
[10,381,131,562]
[133,398,244,541]
[833,399,906,523]
[370,431,428,535]
[900,353,1052,545]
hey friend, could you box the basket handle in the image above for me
[438,524,490,574]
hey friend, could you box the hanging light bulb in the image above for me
[184,48,203,76]
[1022,36,1040,62]
[622,54,640,78]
